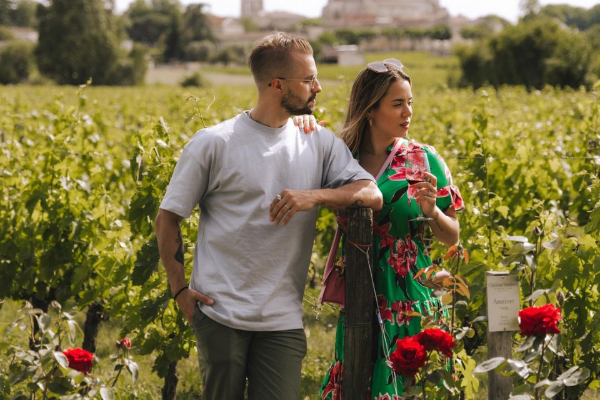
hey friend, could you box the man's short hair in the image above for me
[247,32,313,87]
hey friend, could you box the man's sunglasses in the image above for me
[366,58,404,73]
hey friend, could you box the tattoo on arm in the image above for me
[433,216,444,232]
[174,229,184,265]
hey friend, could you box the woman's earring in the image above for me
[368,117,373,127]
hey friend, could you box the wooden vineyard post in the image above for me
[486,271,520,400]
[343,206,374,400]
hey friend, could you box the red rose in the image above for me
[119,338,131,349]
[519,304,561,337]
[63,348,94,375]
[416,328,456,358]
[390,337,427,377]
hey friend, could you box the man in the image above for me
[155,32,382,400]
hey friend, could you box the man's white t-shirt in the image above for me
[160,112,374,331]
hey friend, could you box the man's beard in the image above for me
[281,90,316,116]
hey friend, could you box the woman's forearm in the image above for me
[427,207,459,247]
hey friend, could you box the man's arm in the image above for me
[155,209,214,323]
[269,179,383,226]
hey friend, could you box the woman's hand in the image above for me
[411,171,438,217]
[292,115,326,134]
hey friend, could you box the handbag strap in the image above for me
[321,138,405,284]
[375,138,404,181]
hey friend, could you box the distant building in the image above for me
[210,15,245,36]
[322,0,450,28]
[240,0,305,31]
[321,44,365,65]
[241,0,263,19]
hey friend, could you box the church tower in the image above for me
[241,0,263,18]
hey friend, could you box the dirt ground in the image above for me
[146,64,254,86]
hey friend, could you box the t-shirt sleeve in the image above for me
[320,128,375,189]
[425,145,464,212]
[159,132,213,218]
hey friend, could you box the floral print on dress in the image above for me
[392,300,419,326]
[322,361,343,400]
[388,235,418,278]
[374,394,403,400]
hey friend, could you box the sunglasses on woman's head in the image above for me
[366,58,404,73]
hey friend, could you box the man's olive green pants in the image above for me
[192,306,307,400]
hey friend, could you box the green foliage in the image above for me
[210,45,247,66]
[428,24,452,41]
[127,6,171,44]
[0,24,14,39]
[460,23,495,40]
[180,71,208,88]
[0,0,37,27]
[456,18,594,89]
[125,0,215,63]
[101,43,148,86]
[379,25,453,41]
[240,17,259,33]
[334,28,377,45]
[181,3,213,43]
[162,11,182,61]
[538,3,600,31]
[11,0,36,27]
[35,0,121,85]
[183,40,214,62]
[301,18,322,27]
[0,39,33,84]
[0,0,11,25]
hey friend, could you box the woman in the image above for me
[319,59,464,399]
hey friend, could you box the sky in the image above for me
[115,0,600,23]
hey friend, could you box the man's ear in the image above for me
[270,78,283,91]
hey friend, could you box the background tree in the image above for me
[125,0,171,44]
[539,4,587,30]
[11,0,37,27]
[455,18,593,89]
[460,23,494,40]
[0,40,33,84]
[181,3,214,43]
[520,0,541,19]
[0,0,13,25]
[162,10,182,61]
[428,24,452,40]
[35,0,121,85]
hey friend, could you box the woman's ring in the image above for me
[276,195,282,201]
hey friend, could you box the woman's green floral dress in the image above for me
[319,139,464,400]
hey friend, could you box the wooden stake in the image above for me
[343,206,374,400]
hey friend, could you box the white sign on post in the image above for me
[486,271,520,332]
